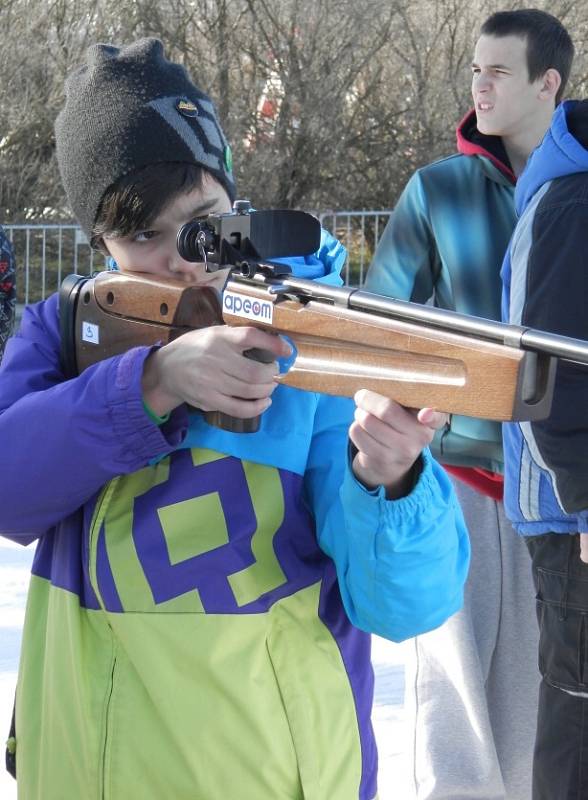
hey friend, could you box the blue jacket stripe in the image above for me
[518,435,544,522]
[509,184,550,327]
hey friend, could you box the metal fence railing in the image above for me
[5,224,108,306]
[5,210,392,305]
[316,210,392,287]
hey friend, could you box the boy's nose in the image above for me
[168,253,198,275]
[474,74,491,92]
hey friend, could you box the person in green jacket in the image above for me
[365,9,573,800]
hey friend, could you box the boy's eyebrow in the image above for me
[471,61,512,70]
[189,198,225,219]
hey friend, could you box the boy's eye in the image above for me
[134,230,158,242]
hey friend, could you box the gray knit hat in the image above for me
[55,38,236,239]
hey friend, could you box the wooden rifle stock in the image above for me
[61,268,588,425]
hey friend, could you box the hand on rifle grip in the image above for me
[141,325,286,429]
[243,346,277,365]
[204,344,277,433]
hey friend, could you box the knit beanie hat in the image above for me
[55,38,236,239]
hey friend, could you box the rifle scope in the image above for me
[176,200,322,270]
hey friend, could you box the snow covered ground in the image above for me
[0,537,414,799]
[0,539,32,800]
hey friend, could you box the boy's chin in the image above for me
[476,118,502,138]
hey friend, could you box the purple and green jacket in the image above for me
[0,234,469,800]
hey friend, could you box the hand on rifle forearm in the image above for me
[349,389,449,500]
[141,325,291,417]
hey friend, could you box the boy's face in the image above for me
[103,175,232,292]
[472,34,546,139]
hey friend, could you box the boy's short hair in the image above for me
[480,9,574,103]
[92,162,207,250]
[55,38,236,241]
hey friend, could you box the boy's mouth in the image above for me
[477,101,494,112]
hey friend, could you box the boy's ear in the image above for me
[92,236,109,256]
[538,68,562,102]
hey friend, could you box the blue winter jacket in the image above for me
[502,100,588,535]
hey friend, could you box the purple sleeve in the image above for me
[0,294,188,539]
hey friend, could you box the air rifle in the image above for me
[59,201,588,432]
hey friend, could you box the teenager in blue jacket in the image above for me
[0,39,468,800]
[502,97,588,800]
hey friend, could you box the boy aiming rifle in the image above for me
[0,38,468,799]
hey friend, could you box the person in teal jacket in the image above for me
[365,10,573,800]
[0,39,468,800]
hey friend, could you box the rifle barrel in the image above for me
[519,329,588,365]
[354,290,588,366]
[262,275,588,367]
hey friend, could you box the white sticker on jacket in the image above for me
[223,291,273,323]
[82,322,100,344]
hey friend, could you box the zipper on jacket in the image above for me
[100,652,117,800]
[89,481,119,800]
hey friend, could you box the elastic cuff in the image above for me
[142,398,171,426]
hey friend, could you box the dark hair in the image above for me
[480,9,574,103]
[92,162,208,250]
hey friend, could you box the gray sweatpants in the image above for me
[403,477,540,800]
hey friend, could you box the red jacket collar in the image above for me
[456,109,516,184]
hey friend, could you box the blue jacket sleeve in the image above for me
[0,294,188,541]
[364,172,439,303]
[303,393,470,642]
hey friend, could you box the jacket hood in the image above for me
[516,100,588,215]
[456,109,515,184]
[271,228,346,286]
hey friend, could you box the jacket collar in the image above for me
[456,109,516,184]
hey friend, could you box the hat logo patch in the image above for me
[224,145,233,173]
[176,98,199,117]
